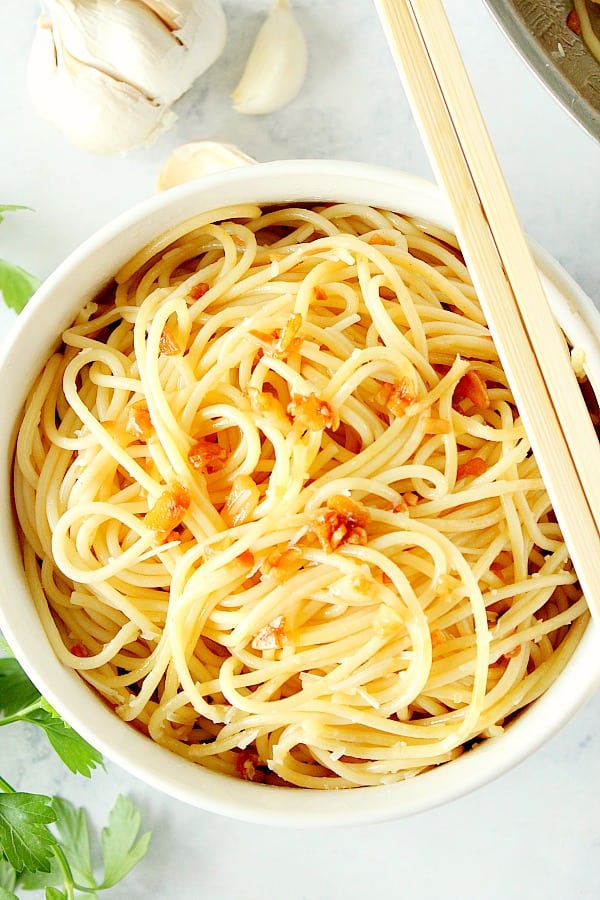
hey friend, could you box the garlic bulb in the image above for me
[232,0,307,115]
[157,141,256,190]
[28,0,227,155]
[28,24,177,155]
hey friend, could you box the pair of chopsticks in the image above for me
[374,0,600,621]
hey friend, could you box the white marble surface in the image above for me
[1,1,599,897]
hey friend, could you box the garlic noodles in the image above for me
[14,202,588,788]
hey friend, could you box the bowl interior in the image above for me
[1,160,599,826]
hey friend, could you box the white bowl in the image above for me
[1,160,599,826]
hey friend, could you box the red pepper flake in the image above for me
[125,402,153,441]
[392,491,419,513]
[456,456,487,479]
[251,614,286,651]
[375,378,417,416]
[251,314,303,359]
[310,494,370,552]
[247,387,290,430]
[453,370,490,410]
[314,285,327,301]
[261,545,302,578]
[159,327,180,356]
[236,549,255,568]
[566,8,582,34]
[288,393,338,431]
[188,281,210,300]
[188,437,228,474]
[235,749,269,782]
[70,643,89,658]
[276,313,303,356]
[145,481,191,539]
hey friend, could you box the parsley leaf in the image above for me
[29,710,103,778]
[0,655,103,778]
[0,203,40,312]
[0,646,152,896]
[0,260,41,313]
[0,793,57,874]
[0,888,18,900]
[0,658,40,717]
[0,855,17,892]
[14,796,151,897]
[51,798,95,890]
[15,858,61,892]
[99,796,151,889]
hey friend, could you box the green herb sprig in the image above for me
[0,205,41,312]
[0,645,151,898]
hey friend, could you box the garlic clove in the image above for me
[231,0,307,115]
[157,141,256,191]
[28,22,175,155]
[43,0,227,107]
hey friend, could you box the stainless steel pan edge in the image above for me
[483,0,600,142]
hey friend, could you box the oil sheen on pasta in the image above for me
[14,202,588,789]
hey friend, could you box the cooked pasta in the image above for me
[14,202,588,788]
[572,1,600,63]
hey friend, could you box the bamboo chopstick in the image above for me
[374,0,600,620]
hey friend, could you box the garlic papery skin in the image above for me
[137,0,225,62]
[231,0,307,115]
[28,0,227,155]
[28,23,176,155]
[157,141,257,190]
[41,0,226,106]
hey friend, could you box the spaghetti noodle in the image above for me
[14,202,588,788]
[571,1,600,63]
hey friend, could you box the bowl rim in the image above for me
[1,158,599,827]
